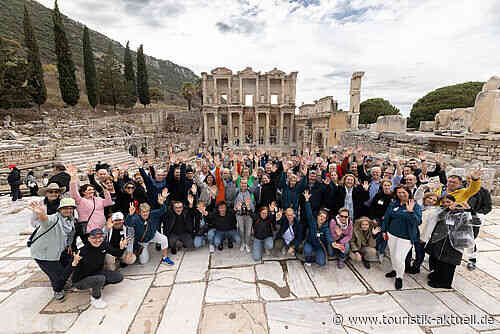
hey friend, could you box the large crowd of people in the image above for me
[23,146,492,308]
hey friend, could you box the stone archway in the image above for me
[129,144,138,157]
[315,131,323,149]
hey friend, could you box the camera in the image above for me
[240,203,248,216]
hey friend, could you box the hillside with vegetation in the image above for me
[0,0,199,106]
[408,81,484,128]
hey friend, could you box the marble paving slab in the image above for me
[412,267,454,292]
[175,250,210,283]
[351,257,420,292]
[266,299,345,334]
[6,246,31,258]
[390,290,455,326]
[483,225,500,237]
[304,262,366,297]
[120,245,164,276]
[210,247,260,268]
[67,276,153,334]
[199,303,268,334]
[475,238,500,251]
[0,287,78,333]
[255,261,294,301]
[286,260,318,298]
[153,269,177,287]
[430,326,477,334]
[453,274,500,315]
[332,293,424,334]
[156,282,205,334]
[435,291,500,331]
[475,251,500,278]
[206,267,257,303]
[128,286,172,334]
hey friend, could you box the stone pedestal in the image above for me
[375,115,407,133]
[471,80,500,133]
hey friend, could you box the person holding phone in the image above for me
[103,212,136,270]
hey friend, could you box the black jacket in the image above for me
[209,211,237,232]
[115,190,148,217]
[334,185,369,220]
[48,172,70,190]
[275,216,303,249]
[299,181,327,218]
[468,187,492,226]
[163,207,194,236]
[7,168,21,186]
[369,192,393,221]
[425,209,464,266]
[72,240,123,283]
[191,209,214,236]
[166,163,187,202]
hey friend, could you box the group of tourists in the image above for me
[23,145,491,308]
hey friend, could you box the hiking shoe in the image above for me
[395,278,403,290]
[245,244,251,253]
[228,240,234,249]
[337,259,345,269]
[378,253,384,263]
[90,296,107,309]
[209,245,215,253]
[467,262,476,271]
[240,243,245,252]
[218,244,224,251]
[162,257,174,265]
[385,270,397,278]
[362,258,371,269]
[54,291,65,302]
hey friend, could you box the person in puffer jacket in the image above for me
[329,208,353,269]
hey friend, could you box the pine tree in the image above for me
[136,45,150,107]
[23,4,46,110]
[82,26,98,110]
[98,42,122,111]
[123,41,137,106]
[52,0,79,106]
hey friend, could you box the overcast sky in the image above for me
[36,0,500,115]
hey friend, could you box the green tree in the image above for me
[0,37,32,109]
[136,44,150,107]
[98,42,122,111]
[359,98,401,124]
[82,26,98,110]
[23,4,46,110]
[120,80,136,108]
[123,41,136,103]
[195,77,203,105]
[149,87,164,103]
[182,81,195,111]
[408,82,483,128]
[52,0,79,106]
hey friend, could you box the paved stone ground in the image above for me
[1,196,500,334]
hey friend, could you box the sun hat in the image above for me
[40,183,66,196]
[57,197,76,210]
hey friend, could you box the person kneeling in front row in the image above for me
[349,216,379,269]
[124,189,174,265]
[71,228,128,309]
[104,212,136,270]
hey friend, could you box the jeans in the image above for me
[252,237,273,261]
[73,270,123,298]
[236,215,253,247]
[194,229,216,248]
[328,242,350,259]
[214,230,241,247]
[376,232,387,254]
[10,185,21,201]
[34,251,73,293]
[304,242,327,266]
[405,240,425,269]
[168,233,194,249]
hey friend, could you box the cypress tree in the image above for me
[23,4,47,110]
[136,45,150,107]
[52,0,79,106]
[82,26,98,110]
[123,41,137,104]
[98,42,122,111]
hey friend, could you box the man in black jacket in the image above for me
[211,201,241,250]
[7,164,21,201]
[163,200,194,254]
[48,164,70,192]
[71,228,127,309]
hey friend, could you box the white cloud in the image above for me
[36,0,500,115]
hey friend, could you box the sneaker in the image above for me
[209,245,215,253]
[162,257,175,265]
[385,270,397,278]
[245,244,251,253]
[90,296,107,309]
[362,258,371,269]
[378,253,384,263]
[395,278,403,290]
[337,259,345,269]
[171,247,177,255]
[281,247,287,256]
[467,262,476,271]
[427,271,435,280]
[240,244,245,252]
[54,291,65,302]
[218,244,224,251]
[304,262,312,267]
[228,240,234,249]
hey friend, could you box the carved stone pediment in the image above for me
[238,67,258,76]
[211,67,233,75]
[266,67,286,76]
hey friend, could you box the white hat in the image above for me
[112,212,124,221]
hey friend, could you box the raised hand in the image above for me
[372,226,381,235]
[191,184,197,195]
[162,187,169,198]
[158,193,166,205]
[470,167,482,180]
[419,173,429,184]
[187,193,194,206]
[303,190,311,201]
[106,216,114,230]
[87,163,93,175]
[72,250,82,267]
[362,181,369,191]
[120,237,128,250]
[28,201,46,215]
[269,201,276,212]
[135,158,143,169]
[323,176,331,185]
[407,199,415,212]
[66,164,78,178]
[129,202,136,216]
[276,209,283,221]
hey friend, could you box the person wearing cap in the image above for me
[124,188,174,265]
[7,164,22,201]
[434,167,482,205]
[28,198,77,302]
[103,212,136,270]
[71,228,128,309]
[48,164,70,193]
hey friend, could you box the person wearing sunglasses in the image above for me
[328,208,353,269]
[116,181,147,218]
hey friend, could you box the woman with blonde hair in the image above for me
[334,173,370,220]
[350,216,379,269]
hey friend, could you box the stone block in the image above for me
[419,121,435,132]
[471,76,500,133]
[375,115,407,133]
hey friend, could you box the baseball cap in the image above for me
[88,228,105,237]
[112,212,124,221]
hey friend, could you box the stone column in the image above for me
[214,77,217,105]
[290,113,294,144]
[239,112,244,144]
[228,77,232,104]
[202,75,207,105]
[265,112,270,145]
[281,78,285,105]
[256,76,259,104]
[228,111,233,144]
[279,111,284,145]
[203,113,208,142]
[214,112,219,145]
[240,77,243,105]
[267,77,270,103]
[255,112,259,145]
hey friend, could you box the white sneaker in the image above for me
[304,262,312,267]
[209,245,215,253]
[240,244,245,252]
[378,253,384,263]
[245,244,251,253]
[90,296,107,309]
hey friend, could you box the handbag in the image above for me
[27,217,59,247]
[76,198,95,237]
[133,223,149,257]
